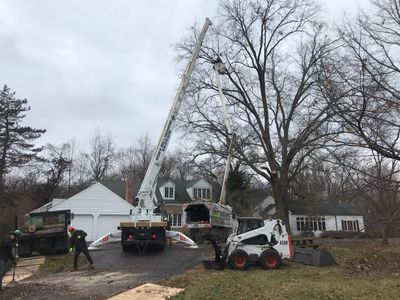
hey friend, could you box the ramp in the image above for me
[293,247,336,266]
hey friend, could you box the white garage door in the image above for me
[72,214,94,241]
[97,214,131,239]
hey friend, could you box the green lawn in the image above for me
[164,239,400,300]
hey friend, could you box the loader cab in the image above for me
[236,217,264,235]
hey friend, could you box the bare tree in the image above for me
[64,139,77,190]
[363,153,400,245]
[160,150,196,180]
[177,0,340,229]
[332,0,400,160]
[117,134,154,182]
[85,130,116,181]
[336,149,400,245]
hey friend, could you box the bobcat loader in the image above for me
[206,217,293,270]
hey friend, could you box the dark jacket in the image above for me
[0,238,14,262]
[69,230,88,250]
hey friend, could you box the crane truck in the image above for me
[117,18,212,253]
[90,22,294,269]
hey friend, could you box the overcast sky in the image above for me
[0,0,365,151]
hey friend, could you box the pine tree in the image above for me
[0,85,46,188]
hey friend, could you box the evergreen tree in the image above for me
[227,165,250,214]
[0,85,45,189]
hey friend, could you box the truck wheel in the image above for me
[229,249,249,270]
[260,249,281,270]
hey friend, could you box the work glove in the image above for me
[69,248,73,253]
[77,235,81,239]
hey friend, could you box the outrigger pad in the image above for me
[293,247,336,266]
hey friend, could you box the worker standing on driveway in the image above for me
[68,226,94,271]
[0,232,16,291]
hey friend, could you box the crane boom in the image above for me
[214,60,234,205]
[135,18,212,219]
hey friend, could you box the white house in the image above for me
[100,178,218,234]
[253,195,365,237]
[30,182,134,241]
[28,178,219,241]
[150,178,219,228]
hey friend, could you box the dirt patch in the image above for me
[338,257,400,276]
[0,281,70,300]
[319,238,400,276]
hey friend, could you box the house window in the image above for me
[164,187,174,199]
[194,188,211,199]
[296,217,326,231]
[167,214,182,227]
[341,220,360,231]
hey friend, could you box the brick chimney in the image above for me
[125,170,134,205]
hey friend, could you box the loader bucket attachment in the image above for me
[203,234,226,270]
[292,247,336,266]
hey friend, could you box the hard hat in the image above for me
[68,226,75,232]
[14,229,22,236]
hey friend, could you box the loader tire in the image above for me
[229,249,249,270]
[260,249,281,270]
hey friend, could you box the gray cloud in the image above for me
[0,0,364,150]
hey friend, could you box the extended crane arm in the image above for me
[136,18,212,216]
[214,60,235,205]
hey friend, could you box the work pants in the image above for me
[73,247,93,269]
[0,259,5,289]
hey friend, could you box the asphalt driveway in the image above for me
[1,242,214,300]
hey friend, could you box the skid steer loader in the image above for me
[206,217,293,270]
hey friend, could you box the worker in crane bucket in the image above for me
[68,226,94,271]
[0,231,16,291]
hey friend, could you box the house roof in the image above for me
[100,178,220,204]
[251,192,362,216]
[49,182,134,215]
[155,179,193,203]
[29,198,67,214]
[288,200,361,216]
[100,180,127,199]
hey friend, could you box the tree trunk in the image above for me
[382,222,389,246]
[272,178,291,234]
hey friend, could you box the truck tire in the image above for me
[229,249,249,270]
[260,249,281,270]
